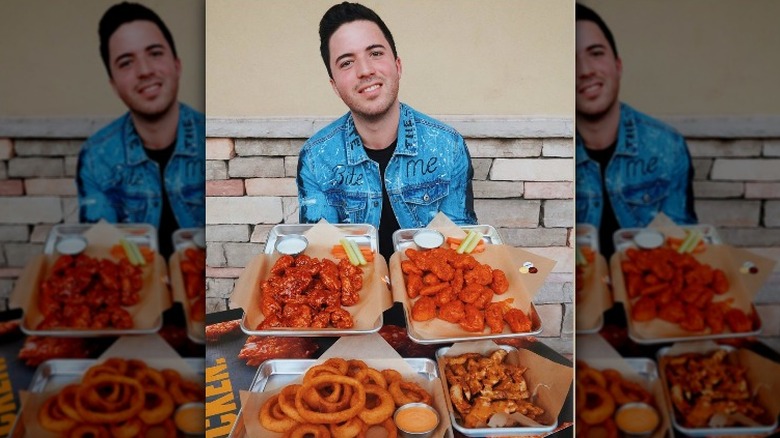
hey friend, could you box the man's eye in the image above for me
[117,60,131,69]
[151,50,164,57]
[370,50,383,57]
[339,60,353,68]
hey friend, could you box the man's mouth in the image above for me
[359,83,381,94]
[578,82,602,97]
[137,82,162,96]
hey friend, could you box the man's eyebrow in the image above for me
[586,43,607,51]
[334,43,388,65]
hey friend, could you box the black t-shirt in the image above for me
[144,142,179,259]
[586,141,619,259]
[364,141,400,262]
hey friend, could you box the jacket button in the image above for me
[643,194,650,202]
[373,201,379,207]
[423,194,430,202]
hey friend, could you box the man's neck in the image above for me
[131,103,180,151]
[352,101,401,150]
[576,101,621,150]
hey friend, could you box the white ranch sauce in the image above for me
[414,231,444,249]
[277,237,307,254]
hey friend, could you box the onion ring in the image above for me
[295,375,366,424]
[354,368,387,389]
[388,380,432,407]
[283,423,332,438]
[75,374,144,424]
[365,418,397,438]
[278,384,307,423]
[608,377,652,405]
[303,381,353,413]
[380,369,402,385]
[56,384,84,422]
[304,365,344,383]
[109,418,146,438]
[38,396,77,432]
[67,423,110,438]
[101,357,128,374]
[579,384,615,425]
[170,378,203,404]
[357,384,395,425]
[329,416,365,438]
[579,368,607,389]
[346,360,368,378]
[322,358,349,375]
[138,386,175,425]
[260,394,300,433]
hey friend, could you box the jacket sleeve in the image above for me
[76,144,119,223]
[296,145,338,224]
[440,136,478,225]
[662,135,698,225]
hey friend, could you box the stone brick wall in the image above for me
[204,116,576,355]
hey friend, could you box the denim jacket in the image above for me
[576,103,697,228]
[77,103,205,228]
[297,103,477,228]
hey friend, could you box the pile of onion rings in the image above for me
[259,358,434,437]
[575,361,655,438]
[37,358,204,437]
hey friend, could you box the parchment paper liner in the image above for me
[9,221,169,333]
[575,334,670,438]
[20,334,199,438]
[231,220,392,332]
[576,254,611,332]
[170,249,205,344]
[239,333,451,438]
[389,213,556,340]
[610,214,775,340]
[657,341,780,431]
[437,340,572,430]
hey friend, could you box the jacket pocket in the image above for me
[401,180,449,206]
[325,190,368,223]
[622,179,670,207]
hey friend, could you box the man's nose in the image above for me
[576,55,593,78]
[136,56,153,76]
[355,57,374,77]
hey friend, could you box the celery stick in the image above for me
[350,239,367,265]
[576,247,587,266]
[457,231,476,254]
[464,232,483,253]
[340,239,359,266]
[120,238,140,266]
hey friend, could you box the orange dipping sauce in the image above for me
[395,405,439,433]
[174,403,205,435]
[615,404,659,435]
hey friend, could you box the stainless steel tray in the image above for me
[243,223,382,337]
[394,224,540,344]
[576,223,603,335]
[612,224,762,344]
[264,223,378,255]
[656,346,778,436]
[392,224,503,253]
[44,223,158,254]
[171,227,206,345]
[436,345,557,436]
[228,358,453,438]
[9,358,205,438]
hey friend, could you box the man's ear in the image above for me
[615,56,623,79]
[330,78,342,99]
[396,56,402,79]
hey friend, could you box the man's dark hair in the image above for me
[99,2,178,77]
[576,3,618,57]
[319,2,397,78]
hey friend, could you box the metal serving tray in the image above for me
[241,223,382,337]
[264,223,378,255]
[393,225,540,344]
[44,223,158,254]
[172,227,206,345]
[228,358,453,438]
[612,225,762,344]
[9,358,205,438]
[436,345,557,436]
[392,224,503,253]
[576,223,603,335]
[656,346,778,436]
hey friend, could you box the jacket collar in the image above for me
[124,103,198,166]
[575,102,639,165]
[343,102,418,165]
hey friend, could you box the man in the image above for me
[297,2,477,261]
[77,2,204,258]
[576,3,696,258]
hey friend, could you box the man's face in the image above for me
[108,20,180,120]
[576,20,622,119]
[328,20,402,121]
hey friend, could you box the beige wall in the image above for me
[0,0,204,118]
[581,0,780,116]
[206,0,573,118]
